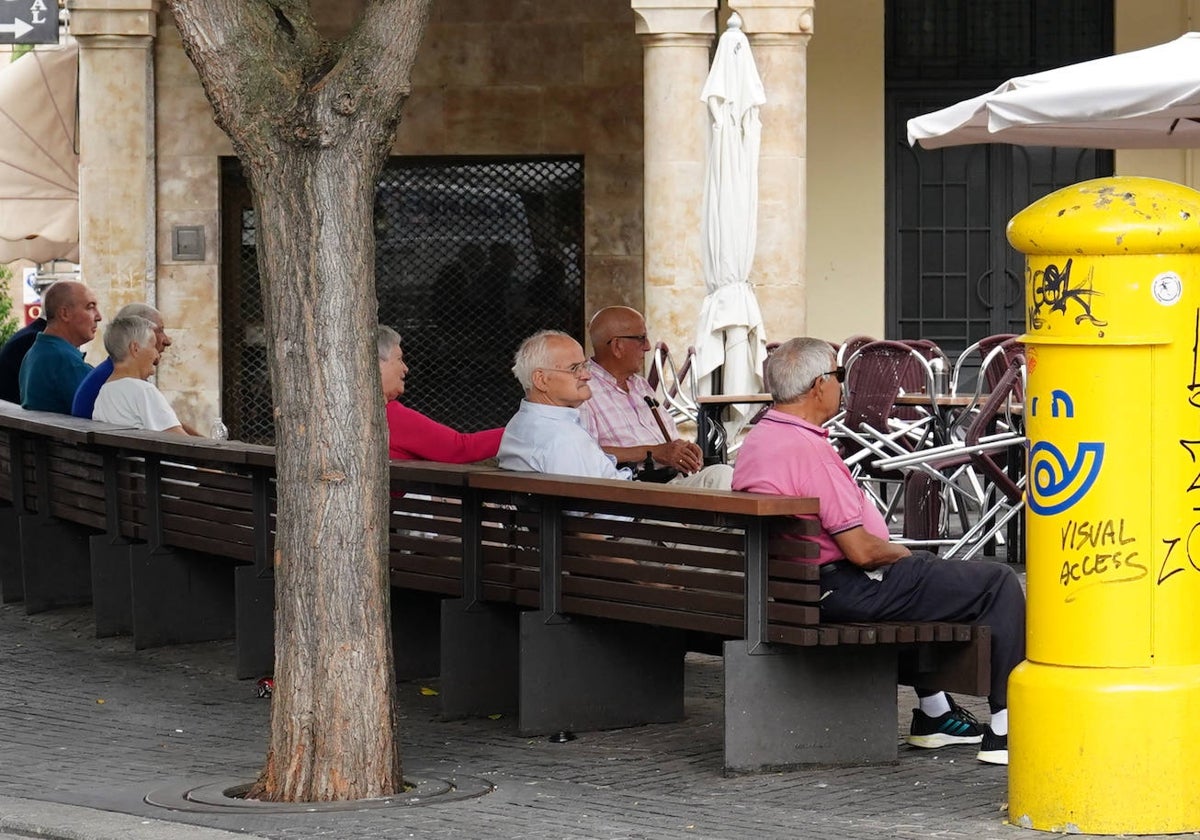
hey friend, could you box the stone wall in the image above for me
[151,1,644,427]
[153,16,230,430]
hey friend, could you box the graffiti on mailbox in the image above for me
[1156,521,1200,586]
[1159,314,1200,587]
[1190,309,1200,409]
[1028,258,1108,330]
[1157,436,1200,585]
[1057,518,1146,602]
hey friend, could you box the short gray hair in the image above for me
[116,302,161,325]
[512,329,572,391]
[766,338,836,403]
[377,325,401,360]
[103,316,156,363]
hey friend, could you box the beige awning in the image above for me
[0,43,79,264]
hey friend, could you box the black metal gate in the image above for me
[885,0,1114,359]
[220,156,585,444]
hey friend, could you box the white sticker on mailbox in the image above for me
[1152,272,1183,306]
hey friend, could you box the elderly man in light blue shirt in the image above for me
[498,329,633,480]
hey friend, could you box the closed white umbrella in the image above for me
[693,13,768,436]
[0,44,79,264]
[909,32,1200,150]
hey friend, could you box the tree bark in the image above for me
[165,0,431,801]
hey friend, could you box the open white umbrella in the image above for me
[909,32,1200,150]
[0,43,79,264]
[693,13,769,436]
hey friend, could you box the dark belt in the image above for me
[818,559,852,575]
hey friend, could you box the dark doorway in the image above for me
[885,1,1114,358]
[220,156,585,444]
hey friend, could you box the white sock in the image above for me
[990,708,1008,736]
[918,692,951,717]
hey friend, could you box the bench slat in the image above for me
[469,470,819,517]
[389,571,460,595]
[765,601,821,626]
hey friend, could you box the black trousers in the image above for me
[818,551,1025,710]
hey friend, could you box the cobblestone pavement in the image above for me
[0,584,1186,840]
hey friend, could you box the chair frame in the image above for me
[872,356,1026,558]
[828,340,941,527]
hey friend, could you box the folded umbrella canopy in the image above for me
[0,43,79,264]
[908,32,1200,150]
[693,13,769,435]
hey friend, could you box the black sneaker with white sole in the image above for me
[977,726,1009,765]
[905,695,984,748]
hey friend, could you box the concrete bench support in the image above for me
[90,535,136,637]
[234,565,274,679]
[723,639,899,771]
[20,515,94,613]
[390,588,442,680]
[130,545,235,649]
[518,610,685,736]
[439,598,520,719]
[0,506,24,603]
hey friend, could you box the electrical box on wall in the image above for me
[172,225,205,261]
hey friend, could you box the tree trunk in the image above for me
[165,0,431,801]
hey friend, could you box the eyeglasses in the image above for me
[539,361,589,378]
[809,366,846,390]
[607,334,648,345]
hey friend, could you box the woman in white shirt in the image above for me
[93,315,186,434]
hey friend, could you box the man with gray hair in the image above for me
[497,329,631,479]
[731,336,1025,766]
[92,316,187,434]
[71,302,197,433]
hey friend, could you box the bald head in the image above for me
[588,306,650,381]
[42,281,101,348]
[588,306,644,349]
[42,281,86,324]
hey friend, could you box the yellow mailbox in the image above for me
[1007,176,1200,834]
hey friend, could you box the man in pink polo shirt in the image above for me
[579,306,731,489]
[732,337,1025,767]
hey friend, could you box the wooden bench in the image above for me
[439,469,988,769]
[0,406,119,612]
[0,402,990,770]
[0,401,278,676]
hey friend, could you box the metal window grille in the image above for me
[886,0,1112,81]
[221,156,585,444]
[884,0,1112,366]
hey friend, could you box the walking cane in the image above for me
[643,395,673,443]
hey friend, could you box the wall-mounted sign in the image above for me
[0,1,57,45]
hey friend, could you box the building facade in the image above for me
[61,0,1200,434]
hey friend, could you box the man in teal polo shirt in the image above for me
[19,281,103,414]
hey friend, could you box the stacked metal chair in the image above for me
[873,354,1026,558]
[828,339,941,529]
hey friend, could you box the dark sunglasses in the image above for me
[810,366,846,390]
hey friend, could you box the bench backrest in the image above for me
[0,401,826,647]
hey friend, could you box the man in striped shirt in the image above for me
[579,306,731,490]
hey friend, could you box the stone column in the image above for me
[631,0,717,361]
[66,0,159,320]
[733,0,813,338]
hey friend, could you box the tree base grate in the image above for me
[144,770,494,814]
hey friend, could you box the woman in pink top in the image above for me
[377,326,503,463]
